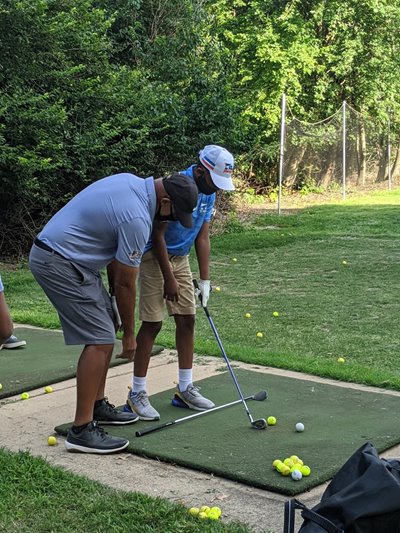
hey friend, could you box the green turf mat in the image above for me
[55,369,400,496]
[0,327,163,399]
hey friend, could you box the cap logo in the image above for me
[224,163,233,174]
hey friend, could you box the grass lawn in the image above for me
[1,187,399,531]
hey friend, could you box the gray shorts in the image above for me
[29,244,116,345]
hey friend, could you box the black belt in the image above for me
[34,238,65,258]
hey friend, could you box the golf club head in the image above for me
[251,418,267,430]
[252,390,268,401]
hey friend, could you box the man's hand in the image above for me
[196,279,211,307]
[115,332,137,362]
[163,276,180,302]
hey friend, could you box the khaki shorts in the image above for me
[139,250,195,322]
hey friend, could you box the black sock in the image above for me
[71,422,90,434]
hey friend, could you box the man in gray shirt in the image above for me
[29,172,197,454]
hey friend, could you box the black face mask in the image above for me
[155,206,178,223]
[195,170,219,195]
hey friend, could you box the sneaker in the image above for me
[65,421,129,454]
[2,335,27,349]
[93,397,139,425]
[174,383,215,411]
[124,388,160,421]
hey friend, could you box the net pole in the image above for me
[342,100,346,200]
[388,111,392,190]
[278,93,286,215]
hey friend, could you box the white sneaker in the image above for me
[2,335,27,349]
[125,389,160,421]
[174,383,215,411]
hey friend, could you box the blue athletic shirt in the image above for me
[145,165,215,256]
[38,174,156,270]
[0,274,3,292]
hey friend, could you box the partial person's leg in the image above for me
[0,292,13,346]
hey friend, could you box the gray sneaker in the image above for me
[125,389,160,421]
[2,335,27,349]
[65,421,129,454]
[174,383,215,411]
[93,397,139,425]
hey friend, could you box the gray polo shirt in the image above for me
[38,174,156,270]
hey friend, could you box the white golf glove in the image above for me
[196,279,211,307]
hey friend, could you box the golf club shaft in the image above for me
[193,280,258,426]
[136,393,259,437]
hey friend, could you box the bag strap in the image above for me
[284,499,344,533]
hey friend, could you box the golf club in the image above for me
[193,280,268,430]
[135,390,267,437]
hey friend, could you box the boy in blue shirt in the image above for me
[124,145,235,420]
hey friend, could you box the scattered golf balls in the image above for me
[214,286,221,292]
[21,392,30,400]
[245,312,251,318]
[44,386,53,394]
[337,357,345,363]
[272,311,280,317]
[232,257,238,262]
[301,465,311,476]
[256,332,264,338]
[291,469,303,481]
[47,436,57,446]
[188,507,199,516]
[295,422,305,432]
[267,416,277,426]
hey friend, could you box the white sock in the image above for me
[178,368,193,392]
[132,376,147,394]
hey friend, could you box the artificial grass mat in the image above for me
[0,327,163,399]
[55,369,400,496]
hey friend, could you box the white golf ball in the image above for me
[295,422,305,432]
[291,469,303,481]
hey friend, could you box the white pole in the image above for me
[342,100,346,200]
[278,93,286,215]
[388,111,392,190]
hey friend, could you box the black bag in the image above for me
[284,442,400,533]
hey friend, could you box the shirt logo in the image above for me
[129,251,142,262]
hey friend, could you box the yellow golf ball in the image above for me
[256,332,264,338]
[272,311,279,317]
[284,458,294,467]
[337,357,345,363]
[301,465,311,476]
[280,465,291,476]
[188,507,199,516]
[272,459,282,469]
[232,257,237,262]
[0,383,2,390]
[267,416,277,426]
[199,506,210,514]
[44,386,53,394]
[245,313,251,318]
[47,436,57,446]
[290,455,299,463]
[342,260,347,265]
[214,286,221,292]
[198,512,208,519]
[21,392,30,400]
[209,506,222,518]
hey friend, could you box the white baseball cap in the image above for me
[198,145,235,191]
